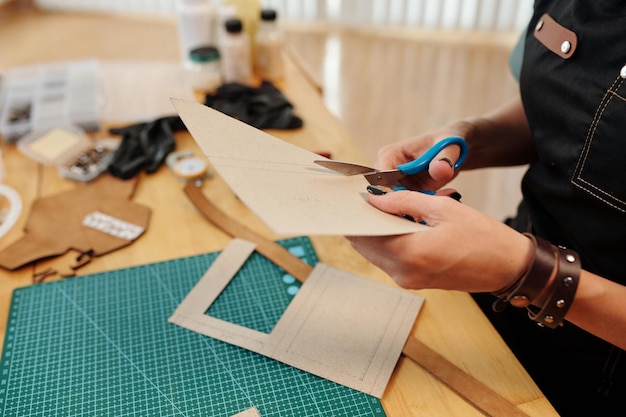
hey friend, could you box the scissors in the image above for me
[314,136,468,192]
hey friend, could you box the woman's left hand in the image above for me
[346,189,533,292]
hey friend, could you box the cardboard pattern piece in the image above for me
[0,175,151,270]
[230,407,261,417]
[171,98,427,236]
[169,238,424,398]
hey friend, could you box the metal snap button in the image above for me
[621,65,626,79]
[561,41,571,54]
[535,20,544,31]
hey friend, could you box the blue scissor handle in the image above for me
[395,136,468,176]
[390,186,435,193]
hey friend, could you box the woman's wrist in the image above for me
[448,97,536,170]
[492,233,555,309]
[491,233,581,328]
[445,117,490,171]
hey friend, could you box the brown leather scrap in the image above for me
[0,174,151,271]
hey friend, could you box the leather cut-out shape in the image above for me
[0,174,151,270]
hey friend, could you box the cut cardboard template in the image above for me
[171,98,427,236]
[230,408,261,417]
[169,239,424,398]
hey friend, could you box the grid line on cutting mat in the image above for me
[1,237,387,417]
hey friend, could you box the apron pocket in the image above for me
[572,71,626,213]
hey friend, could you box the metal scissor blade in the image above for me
[314,160,376,176]
[363,170,407,187]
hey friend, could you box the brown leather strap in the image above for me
[492,234,557,310]
[183,181,313,282]
[184,182,531,416]
[528,245,580,328]
[402,337,531,417]
[534,13,578,59]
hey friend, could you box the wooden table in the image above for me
[0,8,558,417]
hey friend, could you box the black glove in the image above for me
[108,116,185,179]
[204,81,303,130]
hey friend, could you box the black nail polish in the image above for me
[449,192,462,201]
[439,157,454,169]
[367,185,387,195]
[402,214,416,222]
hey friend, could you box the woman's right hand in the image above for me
[373,121,475,192]
[375,95,536,192]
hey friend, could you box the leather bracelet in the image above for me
[527,245,581,329]
[492,233,557,312]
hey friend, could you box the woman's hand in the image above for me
[347,189,534,292]
[349,188,626,350]
[373,122,474,192]
[356,95,537,291]
[374,96,536,192]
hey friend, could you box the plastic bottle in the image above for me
[215,4,238,44]
[255,8,285,81]
[221,0,262,59]
[219,18,252,84]
[176,0,217,62]
[184,46,222,91]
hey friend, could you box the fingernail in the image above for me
[439,157,454,169]
[367,185,387,195]
[449,192,462,201]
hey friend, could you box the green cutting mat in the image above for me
[0,237,387,417]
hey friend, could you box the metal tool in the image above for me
[315,136,468,190]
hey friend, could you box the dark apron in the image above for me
[474,2,626,415]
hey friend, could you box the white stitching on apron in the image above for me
[572,73,626,212]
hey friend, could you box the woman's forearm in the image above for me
[566,271,626,350]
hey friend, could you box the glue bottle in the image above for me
[255,8,285,81]
[221,0,262,61]
[219,18,252,84]
[176,0,217,62]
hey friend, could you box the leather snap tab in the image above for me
[533,13,578,59]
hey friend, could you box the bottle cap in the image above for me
[189,46,220,63]
[225,18,243,33]
[260,9,277,21]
